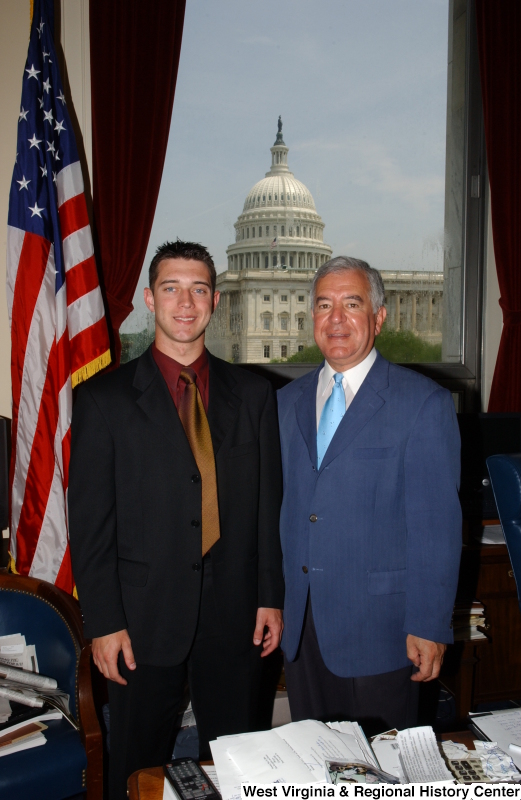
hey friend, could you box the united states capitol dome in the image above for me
[226,118,331,272]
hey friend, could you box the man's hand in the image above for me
[406,634,446,682]
[91,629,136,685]
[253,608,283,657]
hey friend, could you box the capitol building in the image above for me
[206,121,332,363]
[204,120,444,364]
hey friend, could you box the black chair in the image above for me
[487,453,521,611]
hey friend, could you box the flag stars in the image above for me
[42,49,51,61]
[43,109,54,124]
[38,97,44,109]
[46,141,56,154]
[25,64,40,81]
[28,134,42,149]
[43,78,51,94]
[38,20,45,37]
[19,107,29,122]
[55,151,61,162]
[40,165,48,178]
[52,172,57,184]
[54,120,66,134]
[57,91,66,105]
[29,202,44,218]
[17,176,31,191]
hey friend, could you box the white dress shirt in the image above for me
[316,348,377,429]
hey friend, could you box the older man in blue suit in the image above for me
[278,256,462,731]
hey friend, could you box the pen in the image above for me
[509,744,521,755]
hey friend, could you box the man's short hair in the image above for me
[311,256,385,313]
[148,239,216,294]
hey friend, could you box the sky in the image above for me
[122,0,449,333]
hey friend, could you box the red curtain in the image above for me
[90,0,186,365]
[476,1,521,411]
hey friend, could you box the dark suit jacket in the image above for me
[68,347,284,666]
[277,353,462,678]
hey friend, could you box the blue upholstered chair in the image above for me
[0,571,103,800]
[487,454,521,611]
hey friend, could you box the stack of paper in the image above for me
[0,634,39,672]
[210,719,376,800]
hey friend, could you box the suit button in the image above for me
[192,563,201,571]
[191,519,200,528]
[302,566,308,574]
[309,514,318,523]
[192,474,200,483]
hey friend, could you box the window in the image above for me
[264,345,270,359]
[281,295,288,302]
[274,225,277,235]
[264,294,270,302]
[121,1,484,405]
[252,227,255,238]
[281,317,288,331]
[259,227,262,237]
[281,345,288,358]
[272,255,277,267]
[263,317,271,330]
[232,343,240,363]
[289,227,293,236]
[298,345,304,352]
[298,295,305,302]
[246,228,249,238]
[290,256,294,267]
[297,317,305,331]
[281,225,285,236]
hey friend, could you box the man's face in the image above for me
[143,258,219,349]
[312,269,386,371]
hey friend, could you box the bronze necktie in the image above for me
[178,368,220,556]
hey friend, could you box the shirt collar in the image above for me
[318,347,377,396]
[152,344,209,391]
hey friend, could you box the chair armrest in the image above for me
[78,643,103,800]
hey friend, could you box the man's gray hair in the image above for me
[311,256,385,313]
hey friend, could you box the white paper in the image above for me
[0,731,47,757]
[326,721,379,768]
[276,720,370,779]
[227,729,314,784]
[397,727,453,783]
[0,635,27,670]
[371,739,405,782]
[211,734,250,800]
[471,709,521,771]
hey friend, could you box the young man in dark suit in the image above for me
[69,240,284,799]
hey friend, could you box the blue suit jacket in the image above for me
[277,352,462,678]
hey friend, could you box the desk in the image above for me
[127,739,477,799]
[128,763,214,800]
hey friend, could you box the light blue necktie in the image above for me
[317,373,345,469]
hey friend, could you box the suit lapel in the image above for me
[207,352,241,455]
[294,366,322,467]
[133,348,193,458]
[319,352,390,471]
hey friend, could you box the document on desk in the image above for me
[211,733,256,800]
[326,721,379,768]
[227,729,315,784]
[397,727,453,783]
[470,708,521,771]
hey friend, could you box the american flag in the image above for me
[6,0,111,594]
[269,237,277,250]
